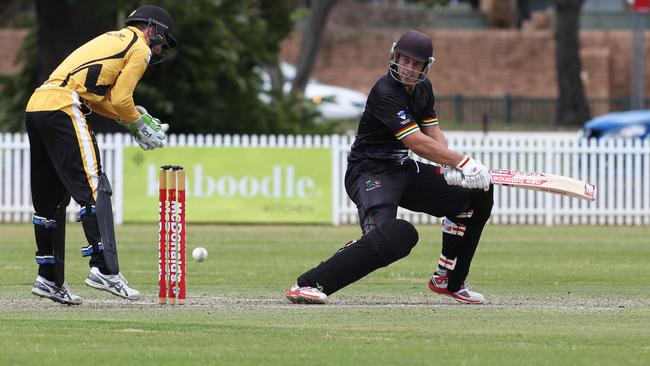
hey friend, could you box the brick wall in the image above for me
[281,27,648,103]
[0,29,28,75]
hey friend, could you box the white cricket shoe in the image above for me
[84,267,141,300]
[427,273,485,304]
[285,284,327,304]
[31,276,82,305]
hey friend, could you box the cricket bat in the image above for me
[436,166,597,201]
[489,169,597,201]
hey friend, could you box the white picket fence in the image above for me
[1,132,649,226]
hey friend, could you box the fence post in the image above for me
[482,113,489,134]
[454,94,464,124]
[331,134,341,225]
[505,93,513,123]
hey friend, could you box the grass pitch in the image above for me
[1,223,649,366]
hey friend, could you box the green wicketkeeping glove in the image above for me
[117,106,169,150]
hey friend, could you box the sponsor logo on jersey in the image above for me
[106,32,126,40]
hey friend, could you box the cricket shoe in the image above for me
[427,272,473,292]
[31,276,82,305]
[84,267,141,300]
[285,284,327,304]
[427,274,485,304]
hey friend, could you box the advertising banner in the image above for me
[123,147,332,223]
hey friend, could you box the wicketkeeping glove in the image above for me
[117,106,169,151]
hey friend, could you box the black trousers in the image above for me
[26,109,107,279]
[345,158,476,233]
[344,158,494,291]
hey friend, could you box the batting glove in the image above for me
[443,167,464,186]
[456,156,491,191]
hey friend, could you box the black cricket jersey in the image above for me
[349,73,438,164]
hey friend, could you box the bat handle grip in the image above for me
[434,165,452,175]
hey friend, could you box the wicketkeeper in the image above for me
[26,5,176,305]
[285,30,494,304]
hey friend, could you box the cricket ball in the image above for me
[192,247,208,262]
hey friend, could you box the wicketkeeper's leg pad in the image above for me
[78,205,102,256]
[33,214,57,281]
[297,219,419,296]
[96,173,119,274]
[33,195,70,286]
[52,198,69,286]
[78,204,111,274]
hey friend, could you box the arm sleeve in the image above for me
[110,45,150,122]
[374,94,420,140]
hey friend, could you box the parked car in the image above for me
[580,110,650,139]
[259,63,368,121]
[579,110,649,180]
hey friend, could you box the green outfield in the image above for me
[1,223,649,366]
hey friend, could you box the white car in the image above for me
[259,63,368,121]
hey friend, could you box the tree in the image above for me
[288,0,447,86]
[1,0,23,26]
[554,0,590,126]
[0,0,117,132]
[291,0,339,94]
[119,0,317,134]
[33,0,116,86]
[0,0,324,134]
[0,29,37,132]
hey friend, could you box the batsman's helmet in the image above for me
[389,31,435,85]
[125,5,177,64]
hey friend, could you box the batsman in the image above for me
[26,5,176,305]
[286,31,494,304]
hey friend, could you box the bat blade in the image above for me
[489,169,597,201]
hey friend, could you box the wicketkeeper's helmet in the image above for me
[389,31,435,85]
[125,5,177,64]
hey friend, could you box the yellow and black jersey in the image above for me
[26,26,151,122]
